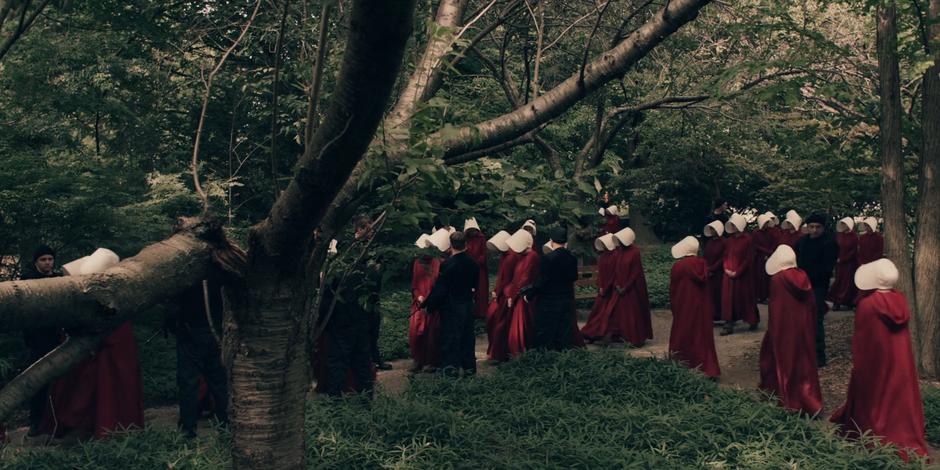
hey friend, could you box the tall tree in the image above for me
[913,0,940,375]
[877,0,914,302]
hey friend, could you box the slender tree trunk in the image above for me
[914,0,940,376]
[877,1,914,303]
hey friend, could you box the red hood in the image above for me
[778,268,812,298]
[864,290,911,326]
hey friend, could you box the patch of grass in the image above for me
[641,244,672,309]
[923,384,940,446]
[306,350,919,469]
[3,351,924,468]
[378,288,413,362]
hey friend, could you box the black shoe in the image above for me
[375,362,393,371]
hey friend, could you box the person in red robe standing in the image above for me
[703,220,725,323]
[778,210,804,248]
[830,259,929,462]
[720,214,759,335]
[753,213,777,303]
[582,228,651,347]
[758,245,823,415]
[599,205,620,234]
[668,236,720,378]
[582,234,619,343]
[827,217,859,310]
[505,229,539,356]
[856,217,884,265]
[409,233,442,372]
[463,218,489,319]
[40,249,145,440]
[765,212,785,246]
[485,230,515,362]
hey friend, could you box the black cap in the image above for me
[32,244,55,262]
[805,213,827,226]
[550,226,568,244]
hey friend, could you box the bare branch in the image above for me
[0,0,53,62]
[304,1,333,148]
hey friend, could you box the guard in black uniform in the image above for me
[523,227,578,351]
[320,214,382,396]
[795,213,839,367]
[422,231,479,376]
[167,267,229,439]
[20,245,62,437]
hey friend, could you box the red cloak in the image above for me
[409,256,441,368]
[827,232,859,306]
[830,290,928,462]
[40,322,144,439]
[582,250,617,340]
[778,229,803,248]
[703,237,725,321]
[486,251,519,361]
[581,246,652,346]
[752,229,776,302]
[601,214,620,235]
[507,249,539,356]
[758,268,822,414]
[721,233,758,325]
[465,231,489,318]
[857,232,885,265]
[668,256,720,377]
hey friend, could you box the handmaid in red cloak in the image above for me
[485,230,517,362]
[409,233,442,371]
[581,234,619,343]
[827,217,859,309]
[830,259,928,463]
[752,213,777,303]
[720,214,758,335]
[463,217,489,319]
[856,216,884,265]
[703,220,725,323]
[505,229,539,356]
[668,236,720,378]
[758,245,822,415]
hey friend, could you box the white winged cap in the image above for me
[836,217,855,233]
[594,233,618,251]
[855,258,898,290]
[725,213,747,234]
[613,227,636,247]
[414,233,431,249]
[671,236,699,259]
[506,229,534,253]
[522,219,537,235]
[704,220,724,237]
[486,230,511,252]
[428,228,452,252]
[783,210,803,231]
[860,216,879,233]
[765,245,798,276]
[464,217,481,233]
[62,248,120,275]
[757,213,771,230]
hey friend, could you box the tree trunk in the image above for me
[877,2,914,303]
[914,0,940,376]
[226,1,415,468]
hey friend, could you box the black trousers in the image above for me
[535,295,574,351]
[177,327,229,435]
[369,309,383,365]
[439,299,476,374]
[324,319,374,396]
[23,329,58,432]
[812,284,828,366]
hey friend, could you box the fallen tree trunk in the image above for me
[0,231,213,331]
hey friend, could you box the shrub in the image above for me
[923,385,940,446]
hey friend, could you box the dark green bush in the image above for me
[923,385,940,446]
[641,244,672,309]
[3,351,926,469]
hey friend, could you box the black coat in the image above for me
[795,233,839,288]
[422,251,479,312]
[20,267,63,355]
[524,247,578,300]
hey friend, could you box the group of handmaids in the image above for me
[2,249,145,443]
[674,210,926,462]
[409,218,585,372]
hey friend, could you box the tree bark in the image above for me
[226,1,415,468]
[877,1,914,304]
[0,231,212,331]
[433,0,712,159]
[914,0,940,376]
